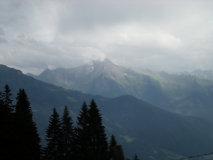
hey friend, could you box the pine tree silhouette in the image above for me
[61,106,74,159]
[132,154,139,160]
[1,84,14,113]
[88,99,108,160]
[0,84,14,159]
[74,102,90,159]
[14,88,41,160]
[109,134,117,160]
[43,107,63,160]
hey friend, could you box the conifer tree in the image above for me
[74,102,90,159]
[0,85,16,160]
[43,107,62,160]
[88,99,108,160]
[109,134,117,160]
[61,106,74,159]
[0,84,14,113]
[14,88,41,160]
[132,154,139,160]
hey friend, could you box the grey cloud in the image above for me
[0,36,100,74]
[57,2,169,35]
[0,0,213,74]
[0,27,5,36]
[0,37,7,43]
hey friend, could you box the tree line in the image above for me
[0,84,139,160]
[0,84,40,160]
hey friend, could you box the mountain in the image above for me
[32,59,213,123]
[37,58,130,97]
[2,64,213,159]
[187,69,213,81]
[26,73,39,79]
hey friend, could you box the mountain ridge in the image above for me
[2,64,213,159]
[28,59,213,123]
[187,69,213,81]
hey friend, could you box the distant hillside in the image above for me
[31,59,213,123]
[183,69,213,81]
[1,64,213,159]
[26,73,39,79]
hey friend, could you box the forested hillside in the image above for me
[0,85,129,160]
[2,64,213,159]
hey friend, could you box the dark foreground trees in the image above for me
[1,85,135,160]
[42,106,75,160]
[74,102,90,159]
[14,89,41,160]
[109,134,118,159]
[0,84,14,159]
[61,106,74,159]
[43,100,109,160]
[43,100,139,160]
[42,107,62,160]
[88,99,109,160]
[75,100,108,159]
[0,85,41,160]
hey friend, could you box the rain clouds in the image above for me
[0,0,213,74]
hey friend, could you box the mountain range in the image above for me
[183,69,213,81]
[28,58,213,123]
[2,64,213,159]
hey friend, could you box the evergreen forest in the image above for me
[0,84,138,160]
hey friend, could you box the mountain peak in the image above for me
[92,58,114,66]
[100,57,110,62]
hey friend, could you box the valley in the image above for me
[1,64,213,159]
[29,59,213,123]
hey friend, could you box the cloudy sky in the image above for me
[0,0,213,74]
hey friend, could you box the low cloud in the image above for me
[0,37,7,43]
[0,0,213,74]
[0,27,5,36]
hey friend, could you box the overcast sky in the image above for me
[0,0,213,74]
